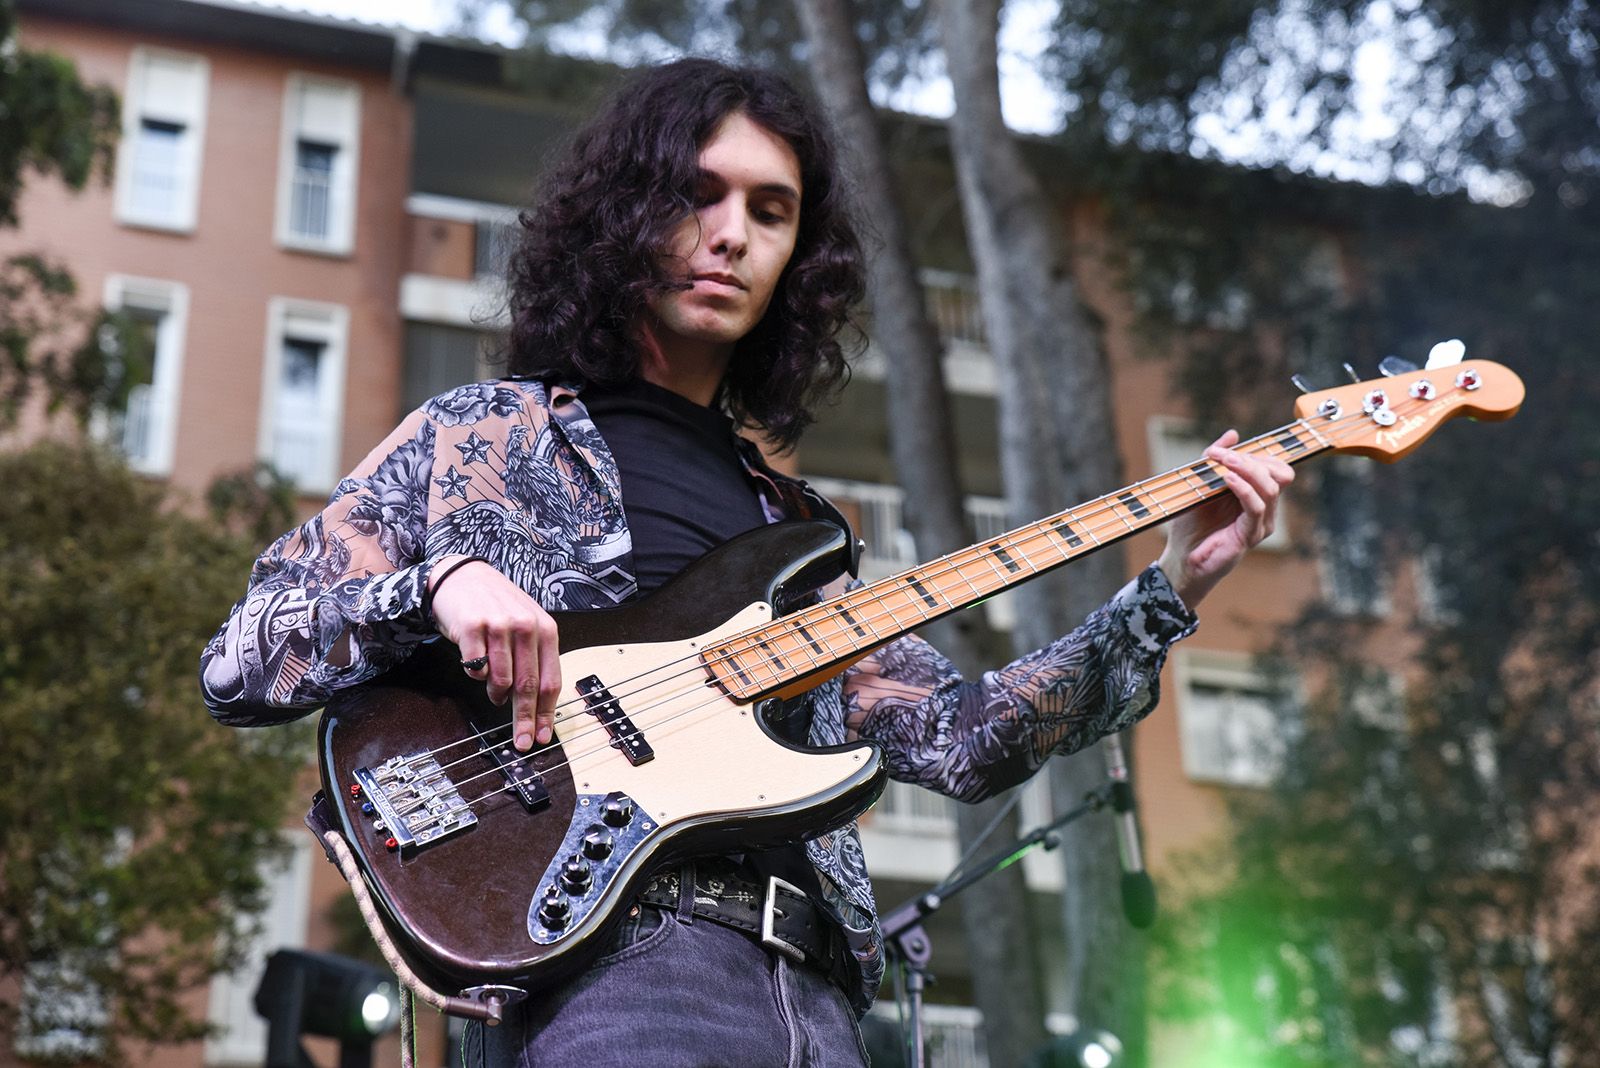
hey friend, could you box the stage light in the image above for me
[254,949,401,1068]
[1026,1028,1125,1068]
[1080,1036,1117,1068]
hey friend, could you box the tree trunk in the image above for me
[937,0,1148,1062]
[793,1,1048,1062]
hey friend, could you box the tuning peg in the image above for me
[1342,362,1361,383]
[1379,355,1420,377]
[1290,373,1315,394]
[1425,338,1466,370]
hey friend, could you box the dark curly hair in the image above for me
[503,58,866,449]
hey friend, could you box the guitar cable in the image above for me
[321,828,516,1067]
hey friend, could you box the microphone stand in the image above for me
[878,781,1118,1068]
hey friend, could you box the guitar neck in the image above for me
[706,419,1331,699]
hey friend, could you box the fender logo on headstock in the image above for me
[1375,392,1465,449]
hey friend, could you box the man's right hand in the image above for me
[427,556,561,752]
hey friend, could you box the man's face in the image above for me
[645,111,803,364]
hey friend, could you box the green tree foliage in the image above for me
[0,0,130,428]
[0,444,309,1061]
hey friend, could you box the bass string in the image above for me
[436,392,1432,813]
[391,413,1323,789]
[400,388,1440,812]
[420,411,1322,776]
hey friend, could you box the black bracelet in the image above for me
[421,556,490,624]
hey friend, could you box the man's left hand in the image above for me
[1157,429,1295,608]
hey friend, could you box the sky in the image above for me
[240,0,1067,133]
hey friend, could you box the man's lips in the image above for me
[692,272,746,290]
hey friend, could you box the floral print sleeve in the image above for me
[198,407,443,726]
[839,564,1197,801]
[198,380,633,727]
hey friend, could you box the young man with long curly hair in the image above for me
[203,57,1289,1066]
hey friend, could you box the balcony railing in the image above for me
[920,269,987,349]
[119,384,155,467]
[474,218,519,279]
[803,477,1016,628]
[872,779,957,833]
[804,478,1007,578]
[289,166,332,241]
[271,419,331,491]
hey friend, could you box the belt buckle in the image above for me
[759,875,807,963]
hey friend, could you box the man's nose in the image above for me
[703,198,749,258]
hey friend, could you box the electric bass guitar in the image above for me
[317,357,1523,1010]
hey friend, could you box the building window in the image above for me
[919,269,987,349]
[290,140,337,240]
[260,299,347,492]
[1176,650,1294,787]
[276,75,361,255]
[402,322,489,414]
[115,49,208,231]
[1147,415,1290,551]
[15,952,109,1061]
[100,276,188,476]
[1341,664,1406,731]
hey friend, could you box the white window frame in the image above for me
[203,836,313,1066]
[258,298,349,493]
[275,73,361,256]
[100,275,188,476]
[1146,415,1289,551]
[1175,649,1296,788]
[115,47,209,232]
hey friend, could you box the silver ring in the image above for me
[459,655,489,672]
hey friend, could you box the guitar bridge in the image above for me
[353,751,478,855]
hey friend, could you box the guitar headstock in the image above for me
[1293,359,1525,462]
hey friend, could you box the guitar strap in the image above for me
[733,438,862,580]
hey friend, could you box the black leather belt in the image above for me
[638,863,843,978]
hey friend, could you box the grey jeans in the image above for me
[464,893,871,1068]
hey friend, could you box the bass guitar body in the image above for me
[318,520,886,997]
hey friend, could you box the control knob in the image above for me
[536,888,571,930]
[581,826,615,861]
[559,857,593,895]
[601,793,635,827]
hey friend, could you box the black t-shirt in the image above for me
[581,378,824,900]
[581,377,768,594]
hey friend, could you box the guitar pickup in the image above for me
[477,739,552,813]
[462,705,552,813]
[575,675,654,766]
